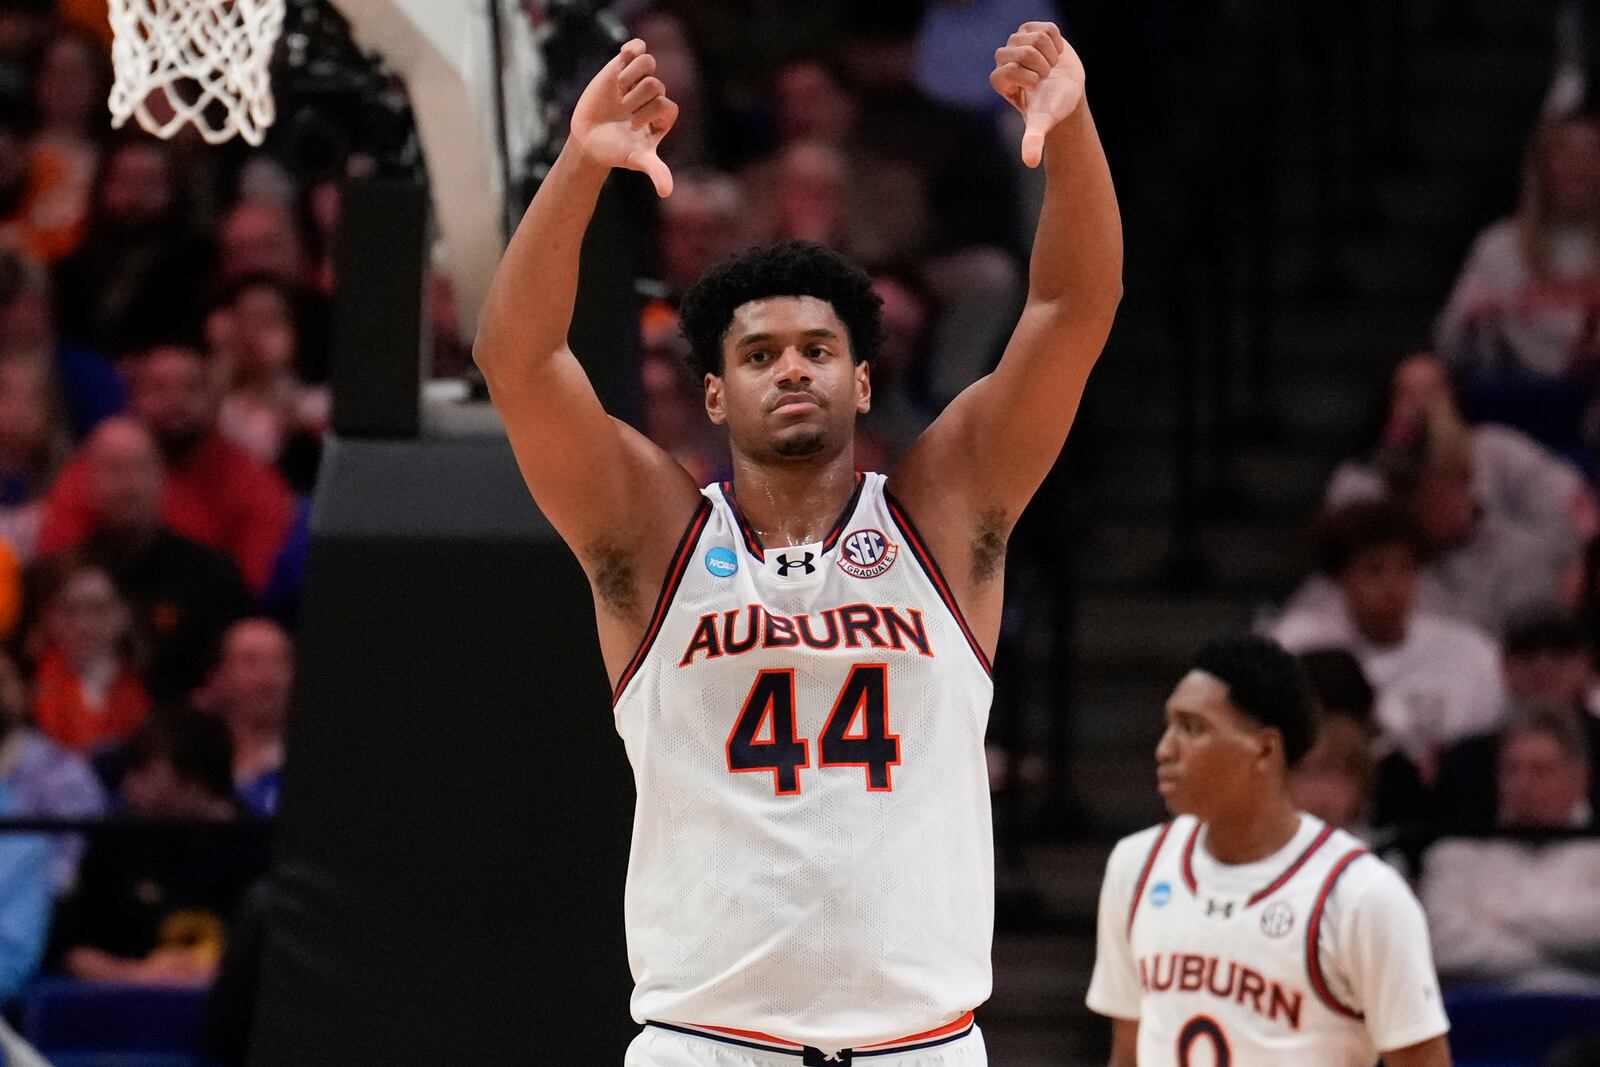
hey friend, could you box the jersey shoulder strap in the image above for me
[1125,817,1188,936]
[1304,845,1371,1020]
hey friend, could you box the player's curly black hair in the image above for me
[1192,633,1318,767]
[677,240,883,380]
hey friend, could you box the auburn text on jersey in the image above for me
[1139,952,1305,1030]
[680,604,934,666]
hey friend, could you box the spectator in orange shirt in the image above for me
[22,27,112,265]
[27,551,150,755]
[40,344,292,593]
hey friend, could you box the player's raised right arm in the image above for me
[475,41,700,600]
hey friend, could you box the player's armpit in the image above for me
[1380,1034,1453,1067]
[885,295,1107,636]
[1107,1017,1139,1067]
[486,346,700,605]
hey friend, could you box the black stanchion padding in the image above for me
[250,436,635,1066]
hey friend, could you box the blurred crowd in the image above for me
[0,0,327,1015]
[0,0,1593,1042]
[1262,77,1600,994]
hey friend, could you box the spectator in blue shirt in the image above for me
[196,619,290,817]
[0,648,105,893]
[0,781,53,1002]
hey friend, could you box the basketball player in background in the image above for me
[1088,635,1451,1067]
[474,18,1118,1067]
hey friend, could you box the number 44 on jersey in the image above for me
[726,665,901,795]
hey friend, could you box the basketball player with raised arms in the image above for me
[474,16,1118,1067]
[1087,635,1452,1067]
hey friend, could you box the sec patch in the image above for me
[837,529,897,579]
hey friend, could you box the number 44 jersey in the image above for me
[612,472,995,1050]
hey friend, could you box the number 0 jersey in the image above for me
[1087,814,1450,1066]
[612,472,995,1050]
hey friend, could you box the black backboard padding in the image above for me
[250,435,635,1066]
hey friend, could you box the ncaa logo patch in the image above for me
[837,529,898,579]
[1150,881,1172,908]
[1260,901,1295,938]
[704,546,738,578]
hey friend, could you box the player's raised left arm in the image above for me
[894,22,1121,532]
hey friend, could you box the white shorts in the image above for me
[624,1019,987,1067]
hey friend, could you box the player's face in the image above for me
[705,296,871,463]
[1155,671,1279,820]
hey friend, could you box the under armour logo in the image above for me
[776,552,816,576]
[1206,899,1235,919]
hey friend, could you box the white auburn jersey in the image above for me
[612,472,995,1050]
[1087,814,1450,1066]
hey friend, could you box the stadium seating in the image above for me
[20,979,209,1067]
[1444,986,1600,1067]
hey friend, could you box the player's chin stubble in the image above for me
[773,430,827,458]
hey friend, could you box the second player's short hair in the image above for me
[1315,499,1423,577]
[677,239,883,380]
[1193,633,1318,766]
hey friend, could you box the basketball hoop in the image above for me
[108,0,285,146]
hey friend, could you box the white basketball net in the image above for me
[108,0,285,146]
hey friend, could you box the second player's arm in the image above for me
[1088,838,1150,1067]
[1106,1018,1138,1067]
[1382,1037,1452,1067]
